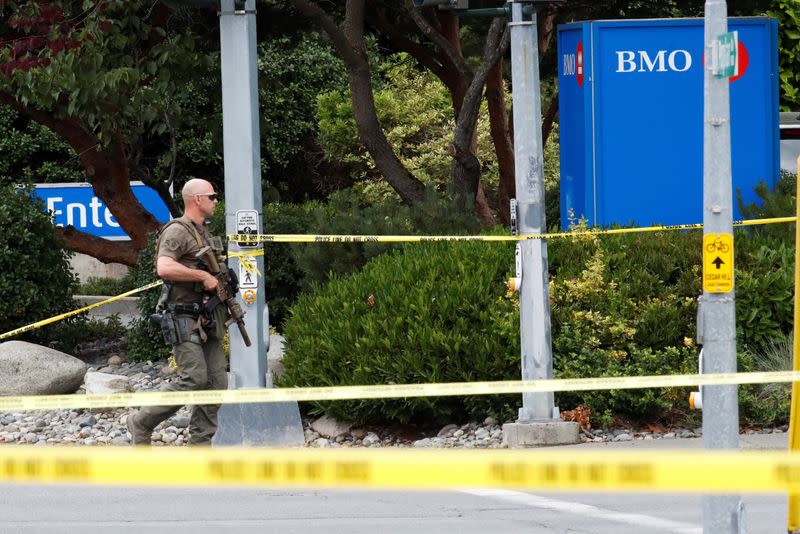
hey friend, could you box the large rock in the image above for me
[83,372,133,394]
[310,414,352,438]
[0,341,86,396]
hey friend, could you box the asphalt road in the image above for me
[0,433,791,534]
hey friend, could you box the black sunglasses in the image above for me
[195,193,219,201]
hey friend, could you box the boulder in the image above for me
[83,372,133,394]
[0,341,86,396]
[310,414,352,438]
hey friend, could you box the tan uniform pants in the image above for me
[132,324,227,445]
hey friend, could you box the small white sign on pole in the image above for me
[235,209,259,248]
[238,262,257,290]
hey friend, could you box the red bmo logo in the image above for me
[563,40,584,86]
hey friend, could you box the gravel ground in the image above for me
[0,355,786,448]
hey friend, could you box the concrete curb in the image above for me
[74,296,140,326]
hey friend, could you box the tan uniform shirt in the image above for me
[157,216,215,305]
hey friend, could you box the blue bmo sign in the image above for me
[33,182,171,240]
[557,18,779,228]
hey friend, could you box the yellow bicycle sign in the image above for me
[702,233,734,293]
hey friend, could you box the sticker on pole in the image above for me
[711,31,739,79]
[239,262,257,290]
[235,209,259,248]
[703,233,734,293]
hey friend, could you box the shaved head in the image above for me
[182,178,213,199]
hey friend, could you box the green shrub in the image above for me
[738,333,792,426]
[281,219,796,426]
[209,200,316,329]
[734,238,794,350]
[77,276,137,296]
[548,230,700,422]
[0,184,79,345]
[56,314,128,350]
[126,232,171,362]
[737,171,796,241]
[261,202,318,328]
[280,235,518,425]
[292,188,479,287]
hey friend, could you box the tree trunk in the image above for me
[486,60,515,225]
[292,0,427,205]
[449,18,508,223]
[82,143,161,250]
[0,93,159,265]
[56,227,140,265]
[347,63,426,204]
[542,92,559,150]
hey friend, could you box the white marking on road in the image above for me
[462,488,701,533]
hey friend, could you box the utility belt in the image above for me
[166,303,202,317]
[150,303,213,346]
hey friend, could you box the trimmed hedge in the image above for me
[280,225,795,426]
[0,184,79,348]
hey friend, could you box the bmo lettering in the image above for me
[564,53,576,75]
[615,50,693,73]
[46,196,120,228]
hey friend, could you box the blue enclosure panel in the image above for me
[558,18,779,228]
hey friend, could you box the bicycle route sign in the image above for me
[702,233,734,293]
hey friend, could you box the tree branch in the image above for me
[368,6,446,80]
[290,0,426,204]
[453,18,509,152]
[56,227,140,266]
[403,0,469,80]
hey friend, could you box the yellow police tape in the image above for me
[3,215,792,341]
[1,446,800,493]
[0,281,163,342]
[227,216,797,244]
[1,370,799,412]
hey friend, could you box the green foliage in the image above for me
[216,190,481,331]
[316,54,501,199]
[281,214,797,426]
[737,171,797,241]
[734,237,794,350]
[280,234,519,425]
[77,276,137,296]
[0,183,78,344]
[544,125,561,229]
[44,314,128,355]
[768,0,800,110]
[738,333,792,425]
[126,232,171,362]
[0,105,84,186]
[548,230,701,422]
[0,1,213,146]
[258,33,347,168]
[291,188,480,289]
[260,201,317,328]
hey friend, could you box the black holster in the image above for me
[150,312,180,346]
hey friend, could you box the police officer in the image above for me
[127,178,228,445]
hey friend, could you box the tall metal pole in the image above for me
[509,1,555,422]
[213,0,304,446]
[219,0,265,387]
[701,1,743,531]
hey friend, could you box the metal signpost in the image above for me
[700,1,743,532]
[502,0,577,446]
[169,0,302,446]
[789,156,800,533]
[414,0,578,446]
